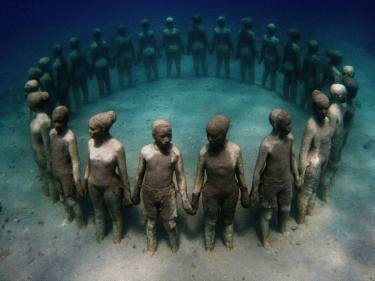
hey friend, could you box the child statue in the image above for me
[281,29,301,103]
[161,17,185,78]
[321,50,343,97]
[258,23,281,91]
[28,91,58,202]
[210,16,235,79]
[296,91,334,224]
[300,40,321,110]
[68,37,91,108]
[132,119,193,255]
[191,115,250,251]
[50,106,86,230]
[137,19,160,83]
[38,57,56,116]
[83,111,132,243]
[187,14,208,77]
[89,29,114,97]
[113,25,136,90]
[249,109,299,247]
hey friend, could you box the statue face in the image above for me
[53,117,67,133]
[313,105,329,121]
[89,124,105,140]
[277,115,292,136]
[153,126,172,149]
[206,128,226,149]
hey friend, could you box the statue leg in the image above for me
[240,56,247,82]
[249,58,255,84]
[166,53,172,77]
[81,76,89,105]
[201,51,208,77]
[66,196,86,231]
[175,54,181,78]
[90,186,106,243]
[224,54,230,79]
[104,66,111,96]
[278,204,291,235]
[270,68,277,91]
[126,60,133,87]
[95,68,105,98]
[290,72,298,104]
[118,64,125,91]
[262,63,270,88]
[203,196,219,252]
[151,55,159,81]
[260,207,274,247]
[143,56,152,83]
[72,82,81,108]
[58,184,74,224]
[48,172,60,204]
[221,191,239,250]
[163,219,179,253]
[105,187,123,244]
[215,54,222,77]
[146,216,158,255]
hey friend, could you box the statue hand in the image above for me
[183,199,194,215]
[78,180,88,199]
[191,192,201,214]
[131,189,141,206]
[240,187,251,208]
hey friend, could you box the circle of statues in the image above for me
[25,14,359,254]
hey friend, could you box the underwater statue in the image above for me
[236,17,259,84]
[342,65,355,78]
[113,25,136,90]
[28,91,58,202]
[191,115,250,251]
[89,28,114,97]
[187,14,208,77]
[210,16,235,79]
[249,109,299,247]
[321,50,343,97]
[83,111,132,243]
[162,17,185,78]
[68,37,91,108]
[281,29,301,103]
[38,57,56,116]
[300,40,321,110]
[28,67,42,83]
[341,75,359,148]
[137,19,160,83]
[320,84,347,202]
[52,44,71,109]
[296,91,334,224]
[50,106,86,230]
[132,119,193,255]
[258,23,281,91]
[24,80,40,122]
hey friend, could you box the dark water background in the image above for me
[0,0,373,115]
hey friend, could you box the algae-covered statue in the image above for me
[249,109,299,247]
[210,16,235,79]
[83,111,132,243]
[259,23,281,91]
[341,75,359,147]
[113,25,136,90]
[300,40,321,110]
[296,91,334,224]
[52,44,71,109]
[132,119,193,255]
[89,29,114,97]
[28,91,58,202]
[191,115,250,251]
[137,19,160,83]
[68,37,91,108]
[320,84,347,202]
[321,50,343,97]
[28,67,42,83]
[38,57,56,116]
[162,17,185,78]
[342,65,355,78]
[50,106,86,230]
[281,29,301,103]
[187,14,208,77]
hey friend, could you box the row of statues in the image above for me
[26,14,350,116]
[27,65,359,253]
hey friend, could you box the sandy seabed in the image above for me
[0,46,375,281]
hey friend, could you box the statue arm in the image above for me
[191,152,205,214]
[132,152,146,205]
[68,133,86,198]
[42,120,52,171]
[236,149,250,208]
[290,136,300,187]
[117,145,132,206]
[298,122,314,186]
[175,150,193,214]
[82,145,91,196]
[250,141,268,206]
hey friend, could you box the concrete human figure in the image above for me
[68,37,91,108]
[28,91,58,202]
[132,119,193,255]
[52,44,71,109]
[258,23,281,91]
[113,25,136,90]
[89,29,114,97]
[137,19,160,83]
[321,50,343,97]
[187,14,208,77]
[342,65,355,78]
[161,17,184,78]
[83,111,132,243]
[320,84,347,202]
[296,91,334,224]
[281,29,301,103]
[210,16,235,79]
[50,106,86,230]
[25,80,40,122]
[300,40,321,110]
[38,57,56,116]
[191,115,250,251]
[341,76,359,147]
[249,109,299,247]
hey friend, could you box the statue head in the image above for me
[93,28,102,40]
[191,14,202,24]
[27,91,49,111]
[52,44,63,57]
[206,115,230,149]
[269,109,292,135]
[152,119,172,149]
[342,65,355,78]
[117,25,127,35]
[28,67,42,80]
[308,40,319,53]
[69,37,80,49]
[286,28,301,42]
[241,18,253,29]
[24,80,39,96]
[38,57,51,71]
[52,105,69,132]
[166,17,174,27]
[326,50,343,66]
[267,23,276,35]
[312,90,329,120]
[141,18,150,29]
[342,76,359,100]
[217,16,226,27]
[89,111,117,133]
